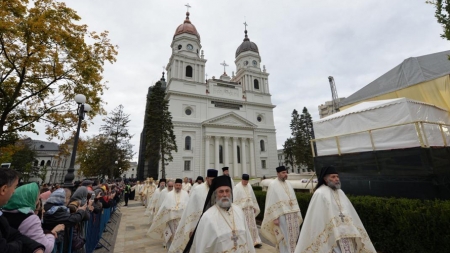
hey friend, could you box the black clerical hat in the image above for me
[196,176,204,182]
[175,178,182,184]
[159,178,166,183]
[242,174,250,180]
[222,167,229,172]
[207,169,218,177]
[276,166,287,173]
[315,166,339,190]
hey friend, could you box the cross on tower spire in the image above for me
[243,21,248,31]
[185,3,191,12]
[220,61,229,74]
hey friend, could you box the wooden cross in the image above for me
[339,212,345,222]
[220,61,229,73]
[185,3,191,12]
[231,230,238,247]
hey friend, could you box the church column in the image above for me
[205,135,210,174]
[232,137,238,177]
[249,138,256,177]
[224,137,229,173]
[215,136,220,170]
[241,138,248,174]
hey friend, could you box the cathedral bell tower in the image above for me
[166,11,206,85]
[232,27,270,97]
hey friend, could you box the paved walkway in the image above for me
[112,200,277,253]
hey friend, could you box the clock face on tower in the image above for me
[244,60,249,66]
[252,60,257,66]
[187,44,193,50]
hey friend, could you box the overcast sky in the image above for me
[25,0,450,161]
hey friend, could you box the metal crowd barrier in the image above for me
[51,200,121,253]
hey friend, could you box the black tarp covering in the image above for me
[314,147,450,200]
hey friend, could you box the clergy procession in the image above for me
[140,165,376,253]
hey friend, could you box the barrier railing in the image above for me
[51,200,121,253]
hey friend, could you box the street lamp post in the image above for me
[63,94,91,188]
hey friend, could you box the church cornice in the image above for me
[167,78,207,88]
[245,90,272,97]
[235,68,269,77]
[202,111,258,128]
[168,54,207,64]
[254,128,277,133]
[166,90,276,108]
[173,122,202,128]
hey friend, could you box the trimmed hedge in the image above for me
[253,190,450,253]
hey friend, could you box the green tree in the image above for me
[283,137,296,172]
[100,105,134,179]
[427,0,450,43]
[144,79,177,179]
[0,0,118,140]
[10,141,37,181]
[285,107,315,172]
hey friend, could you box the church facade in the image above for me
[154,12,278,179]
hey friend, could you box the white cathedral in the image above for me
[163,11,278,179]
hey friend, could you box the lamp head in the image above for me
[83,103,92,112]
[74,94,86,104]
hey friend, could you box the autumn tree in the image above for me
[0,0,117,140]
[144,78,177,179]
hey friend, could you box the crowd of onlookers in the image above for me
[0,168,124,253]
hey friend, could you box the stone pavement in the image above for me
[111,200,277,253]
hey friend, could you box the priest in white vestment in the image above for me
[186,175,255,253]
[295,166,376,253]
[261,166,303,253]
[222,167,235,188]
[182,177,192,193]
[136,181,144,203]
[147,178,190,250]
[145,178,156,208]
[233,174,262,248]
[190,176,204,193]
[145,179,166,222]
[168,170,217,253]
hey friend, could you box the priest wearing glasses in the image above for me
[184,175,255,253]
[295,166,376,253]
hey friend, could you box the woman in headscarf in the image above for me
[42,188,87,231]
[2,183,65,253]
[68,186,91,219]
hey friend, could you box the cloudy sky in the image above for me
[26,0,449,160]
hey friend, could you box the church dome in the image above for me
[235,30,259,58]
[173,12,200,41]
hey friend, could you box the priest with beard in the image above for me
[233,174,262,248]
[168,170,217,253]
[294,166,376,253]
[190,176,204,192]
[261,166,303,253]
[147,178,189,250]
[222,167,234,188]
[145,179,166,224]
[185,175,255,253]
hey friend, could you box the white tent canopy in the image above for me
[313,98,450,156]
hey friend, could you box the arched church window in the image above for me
[219,145,223,163]
[40,160,45,166]
[260,140,265,151]
[254,79,259,89]
[186,66,193,77]
[185,136,191,150]
[46,160,51,166]
[237,146,241,163]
